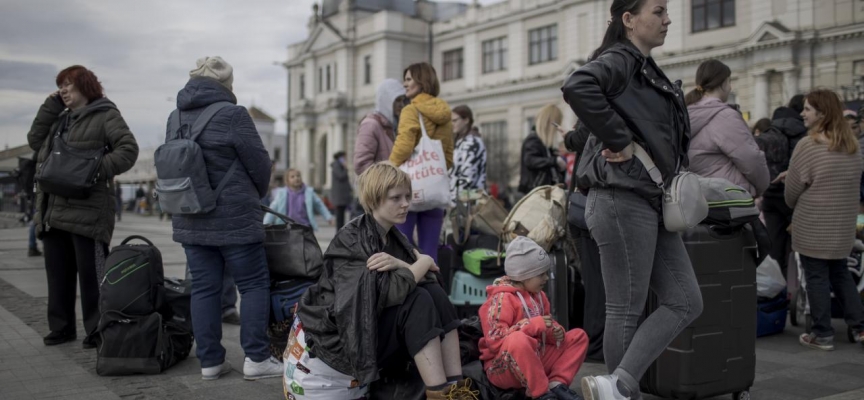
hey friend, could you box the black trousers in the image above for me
[762,196,793,274]
[42,228,107,337]
[574,227,606,362]
[377,282,461,369]
[335,206,348,231]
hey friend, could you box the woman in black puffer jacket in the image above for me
[518,104,566,195]
[561,1,703,398]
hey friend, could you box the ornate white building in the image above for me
[285,0,864,190]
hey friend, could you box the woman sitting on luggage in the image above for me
[296,162,477,400]
[784,89,864,350]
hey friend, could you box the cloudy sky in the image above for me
[0,0,503,151]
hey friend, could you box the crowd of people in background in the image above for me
[21,0,864,397]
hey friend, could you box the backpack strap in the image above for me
[189,101,234,142]
[213,159,240,197]
[167,110,182,141]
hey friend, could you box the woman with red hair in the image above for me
[784,89,864,350]
[27,65,138,348]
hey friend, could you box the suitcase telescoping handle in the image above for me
[121,235,155,247]
[261,205,298,226]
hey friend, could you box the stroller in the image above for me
[788,240,864,343]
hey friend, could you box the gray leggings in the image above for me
[585,187,703,395]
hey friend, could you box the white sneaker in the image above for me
[202,361,232,380]
[243,356,283,381]
[581,374,631,400]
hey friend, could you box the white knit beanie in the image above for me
[189,56,234,91]
[505,236,552,281]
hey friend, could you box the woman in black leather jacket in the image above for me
[518,104,567,194]
[561,0,703,399]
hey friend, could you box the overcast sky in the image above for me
[0,0,502,151]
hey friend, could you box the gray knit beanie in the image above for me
[189,56,234,91]
[505,236,552,281]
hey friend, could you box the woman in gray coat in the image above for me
[28,65,139,348]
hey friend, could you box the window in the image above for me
[529,25,558,65]
[442,48,464,81]
[480,121,511,185]
[334,63,338,90]
[482,37,508,74]
[274,148,281,163]
[326,65,331,91]
[318,67,323,93]
[692,0,735,33]
[364,55,372,85]
[299,73,305,99]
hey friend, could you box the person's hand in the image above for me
[542,315,553,328]
[556,157,567,171]
[552,324,565,342]
[413,249,439,272]
[601,143,634,163]
[367,253,407,272]
[772,171,788,184]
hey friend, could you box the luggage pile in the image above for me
[262,206,323,360]
[96,235,193,376]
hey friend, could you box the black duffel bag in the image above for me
[36,116,106,199]
[96,311,192,376]
[262,206,324,280]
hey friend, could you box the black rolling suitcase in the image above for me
[546,245,577,330]
[641,225,757,400]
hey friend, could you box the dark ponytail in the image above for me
[684,59,731,106]
[590,0,649,61]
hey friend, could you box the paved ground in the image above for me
[0,213,863,399]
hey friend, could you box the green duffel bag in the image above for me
[462,249,505,278]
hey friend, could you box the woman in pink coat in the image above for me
[353,79,406,175]
[686,59,769,197]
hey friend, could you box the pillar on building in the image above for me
[779,67,800,104]
[751,70,770,120]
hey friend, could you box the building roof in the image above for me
[248,106,276,123]
[0,143,35,173]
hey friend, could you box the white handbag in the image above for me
[632,143,708,232]
[399,114,451,212]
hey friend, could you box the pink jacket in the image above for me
[687,97,770,197]
[354,112,395,175]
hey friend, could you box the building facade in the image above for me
[286,0,864,190]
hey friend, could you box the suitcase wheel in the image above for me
[733,390,751,400]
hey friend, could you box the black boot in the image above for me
[43,330,76,346]
[28,248,42,257]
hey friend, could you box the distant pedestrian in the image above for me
[563,1,703,398]
[390,62,454,264]
[330,151,352,230]
[686,59,769,197]
[752,118,771,137]
[785,89,864,350]
[28,65,139,349]
[264,169,333,231]
[353,79,405,175]
[135,185,146,214]
[168,56,281,381]
[114,181,123,222]
[450,105,487,205]
[518,104,566,195]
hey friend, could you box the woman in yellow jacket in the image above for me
[390,62,454,264]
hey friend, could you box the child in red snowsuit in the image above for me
[479,237,588,400]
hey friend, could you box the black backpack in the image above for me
[101,236,165,315]
[96,310,192,376]
[163,277,192,333]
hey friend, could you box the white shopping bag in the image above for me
[283,315,368,400]
[756,256,786,298]
[400,114,451,212]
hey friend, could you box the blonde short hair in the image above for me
[358,162,412,214]
[535,104,563,148]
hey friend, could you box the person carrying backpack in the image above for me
[159,56,280,381]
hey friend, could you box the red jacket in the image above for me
[478,276,564,361]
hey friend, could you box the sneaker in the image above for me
[221,309,241,325]
[43,330,76,346]
[799,333,834,351]
[28,248,42,257]
[202,361,232,381]
[82,335,98,349]
[243,356,283,381]
[855,330,864,344]
[552,383,585,400]
[581,374,631,400]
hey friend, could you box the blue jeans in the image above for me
[29,221,37,249]
[396,208,445,264]
[586,188,703,395]
[800,255,864,338]
[183,242,271,368]
[185,265,238,313]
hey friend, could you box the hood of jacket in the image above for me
[687,97,733,137]
[375,79,405,126]
[487,276,535,297]
[176,77,238,111]
[411,93,452,126]
[770,113,807,138]
[67,97,118,122]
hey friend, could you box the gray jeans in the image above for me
[585,187,703,395]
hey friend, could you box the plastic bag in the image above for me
[756,256,785,299]
[400,114,450,212]
[283,315,368,400]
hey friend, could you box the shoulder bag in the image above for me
[36,114,107,199]
[632,143,708,232]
